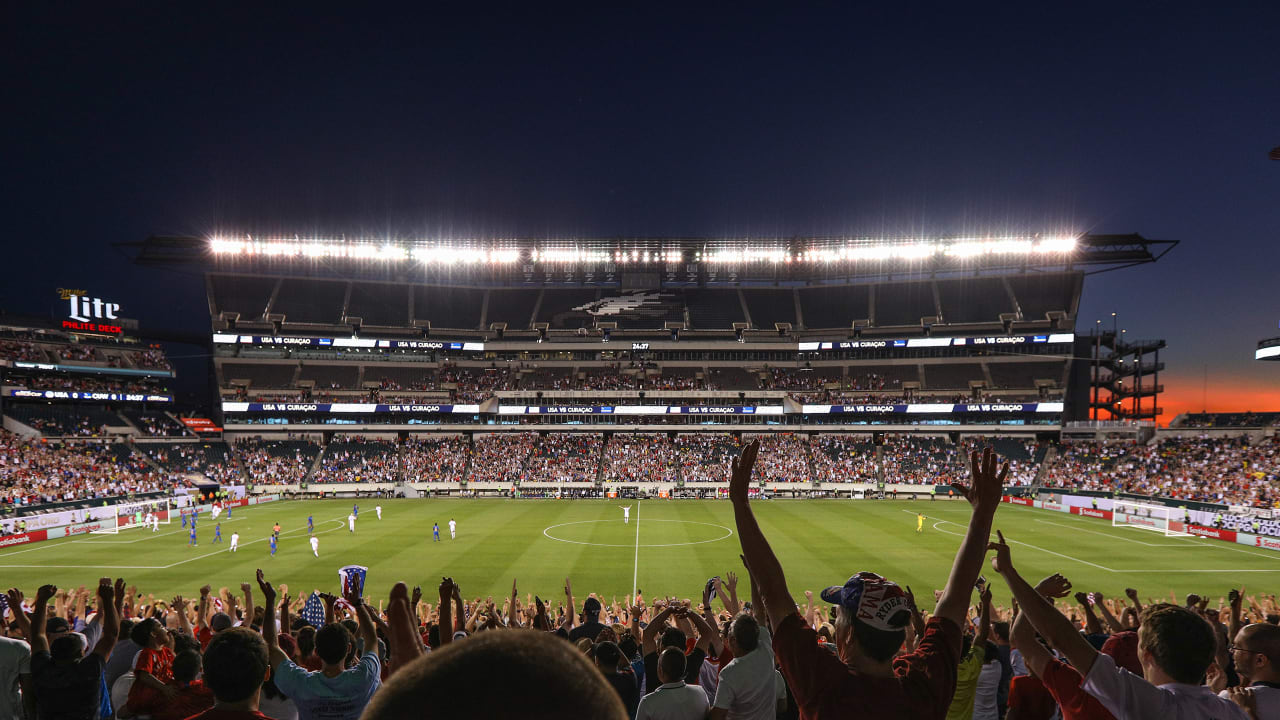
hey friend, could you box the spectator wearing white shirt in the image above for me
[1221,623,1280,719]
[638,648,710,720]
[0,633,31,720]
[987,531,1249,720]
[710,614,785,720]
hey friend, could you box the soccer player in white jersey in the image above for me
[229,531,240,552]
[448,518,456,539]
[620,505,631,524]
[310,535,319,557]
[212,503,221,520]
[376,505,382,520]
[151,512,160,532]
[348,512,356,533]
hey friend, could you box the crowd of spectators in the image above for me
[233,439,321,486]
[524,434,603,483]
[750,434,812,483]
[466,433,536,484]
[402,436,470,483]
[1043,435,1280,506]
[3,443,1272,720]
[128,349,172,371]
[601,433,679,484]
[808,434,879,483]
[58,345,98,362]
[675,433,742,483]
[143,443,242,484]
[0,340,47,362]
[311,438,399,484]
[0,430,175,509]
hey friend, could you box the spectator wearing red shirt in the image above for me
[728,441,1009,720]
[151,650,214,720]
[1006,673,1058,720]
[126,617,176,716]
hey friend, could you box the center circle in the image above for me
[542,519,733,547]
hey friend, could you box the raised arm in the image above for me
[1074,593,1103,635]
[386,582,423,673]
[240,582,255,628]
[347,585,378,655]
[1092,592,1124,634]
[197,585,211,631]
[91,578,119,660]
[685,604,717,654]
[719,572,741,615]
[1229,588,1245,641]
[173,595,193,635]
[934,448,1007,627]
[729,440,796,631]
[255,569,288,667]
[1124,587,1143,616]
[989,531,1099,675]
[564,578,576,630]
[976,585,992,646]
[437,578,455,647]
[643,606,674,656]
[30,584,56,655]
[1010,606,1056,678]
[451,583,464,633]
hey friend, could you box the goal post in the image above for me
[89,497,177,535]
[1111,499,1192,537]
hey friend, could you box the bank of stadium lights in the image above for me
[209,237,520,264]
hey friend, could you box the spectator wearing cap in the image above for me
[571,597,608,643]
[637,648,710,720]
[710,613,785,720]
[1223,623,1280,716]
[595,640,640,718]
[730,442,1009,719]
[988,531,1248,720]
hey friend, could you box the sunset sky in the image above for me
[4,4,1277,420]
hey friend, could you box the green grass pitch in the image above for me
[2,498,1275,607]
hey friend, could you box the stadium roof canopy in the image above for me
[1258,337,1280,361]
[121,232,1175,286]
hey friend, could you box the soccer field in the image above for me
[2,498,1276,606]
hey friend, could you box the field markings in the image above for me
[912,510,1280,574]
[0,516,348,570]
[632,503,641,599]
[1031,517,1280,561]
[73,516,248,544]
[541,519,732,548]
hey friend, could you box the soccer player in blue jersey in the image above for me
[269,533,277,557]
[225,506,230,520]
[433,522,440,542]
[353,504,358,518]
[188,524,197,546]
[181,512,188,529]
[308,515,314,534]
[214,523,222,543]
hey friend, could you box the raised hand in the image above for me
[411,586,422,606]
[725,571,738,593]
[1074,592,1090,606]
[438,577,456,603]
[240,582,252,596]
[728,439,761,504]
[36,585,57,603]
[200,584,211,597]
[1035,573,1072,599]
[256,569,277,605]
[1124,588,1139,602]
[987,530,1013,575]
[952,447,1009,514]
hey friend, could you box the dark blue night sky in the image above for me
[6,3,1278,414]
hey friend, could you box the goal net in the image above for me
[1111,500,1192,537]
[89,497,177,535]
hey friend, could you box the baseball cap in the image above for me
[582,597,602,615]
[820,572,911,631]
[210,612,234,632]
[45,617,71,635]
[1100,631,1141,674]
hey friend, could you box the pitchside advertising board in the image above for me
[0,495,279,549]
[999,495,1280,553]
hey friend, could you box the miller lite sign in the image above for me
[59,289,123,334]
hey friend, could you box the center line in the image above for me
[632,502,641,598]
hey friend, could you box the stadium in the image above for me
[2,231,1278,719]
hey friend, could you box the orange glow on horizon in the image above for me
[1155,375,1280,425]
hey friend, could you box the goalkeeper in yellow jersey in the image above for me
[916,512,925,533]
